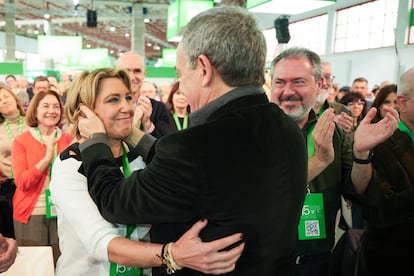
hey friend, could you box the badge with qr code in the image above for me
[298,193,326,240]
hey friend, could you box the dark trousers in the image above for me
[295,253,331,276]
[0,180,16,238]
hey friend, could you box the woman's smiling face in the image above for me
[93,77,135,140]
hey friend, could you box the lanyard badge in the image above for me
[298,192,326,240]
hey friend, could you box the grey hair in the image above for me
[398,67,414,96]
[179,5,266,86]
[270,47,322,82]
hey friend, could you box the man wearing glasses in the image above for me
[314,60,353,134]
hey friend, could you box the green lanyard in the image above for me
[398,120,414,145]
[35,127,57,177]
[172,112,188,131]
[307,107,326,157]
[307,124,316,157]
[121,144,135,237]
[4,116,23,178]
[109,145,142,276]
[4,116,23,141]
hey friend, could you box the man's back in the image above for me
[150,93,306,275]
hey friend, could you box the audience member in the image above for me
[339,92,368,144]
[351,77,374,108]
[159,82,172,103]
[166,81,190,132]
[57,72,72,100]
[11,90,73,265]
[314,60,353,134]
[51,68,243,275]
[0,233,18,273]
[79,6,307,276]
[32,76,50,95]
[339,92,369,230]
[140,81,159,100]
[4,75,18,93]
[353,67,412,275]
[370,84,398,123]
[47,75,59,92]
[337,86,350,101]
[16,76,31,108]
[116,52,172,138]
[379,80,391,89]
[269,47,398,276]
[0,86,28,238]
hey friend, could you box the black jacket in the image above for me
[82,88,308,275]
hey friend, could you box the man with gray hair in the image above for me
[355,67,414,275]
[79,5,307,275]
[117,51,172,138]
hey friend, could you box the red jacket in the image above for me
[12,129,73,223]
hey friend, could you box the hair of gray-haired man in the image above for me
[179,5,266,87]
[270,46,322,83]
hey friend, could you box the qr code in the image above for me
[305,220,320,237]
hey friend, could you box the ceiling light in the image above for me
[124,33,130,37]
[44,13,50,19]
[110,27,116,32]
[144,18,150,23]
[248,0,335,15]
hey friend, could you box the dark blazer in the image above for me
[146,99,174,138]
[83,90,307,275]
[355,129,414,275]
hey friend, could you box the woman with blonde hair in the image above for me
[0,86,28,238]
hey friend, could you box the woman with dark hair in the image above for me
[0,86,28,238]
[339,91,368,144]
[12,90,73,265]
[370,84,398,123]
[166,81,190,132]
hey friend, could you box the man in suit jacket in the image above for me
[79,6,307,276]
[117,51,172,138]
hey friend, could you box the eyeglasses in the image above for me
[323,75,335,82]
[347,100,366,106]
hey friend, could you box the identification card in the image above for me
[45,189,57,219]
[298,193,326,240]
[110,264,142,276]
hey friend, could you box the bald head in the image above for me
[398,67,414,97]
[116,52,146,98]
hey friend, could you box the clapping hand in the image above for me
[334,112,353,133]
[312,108,336,166]
[353,106,399,156]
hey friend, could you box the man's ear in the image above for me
[197,55,213,86]
[397,95,407,113]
